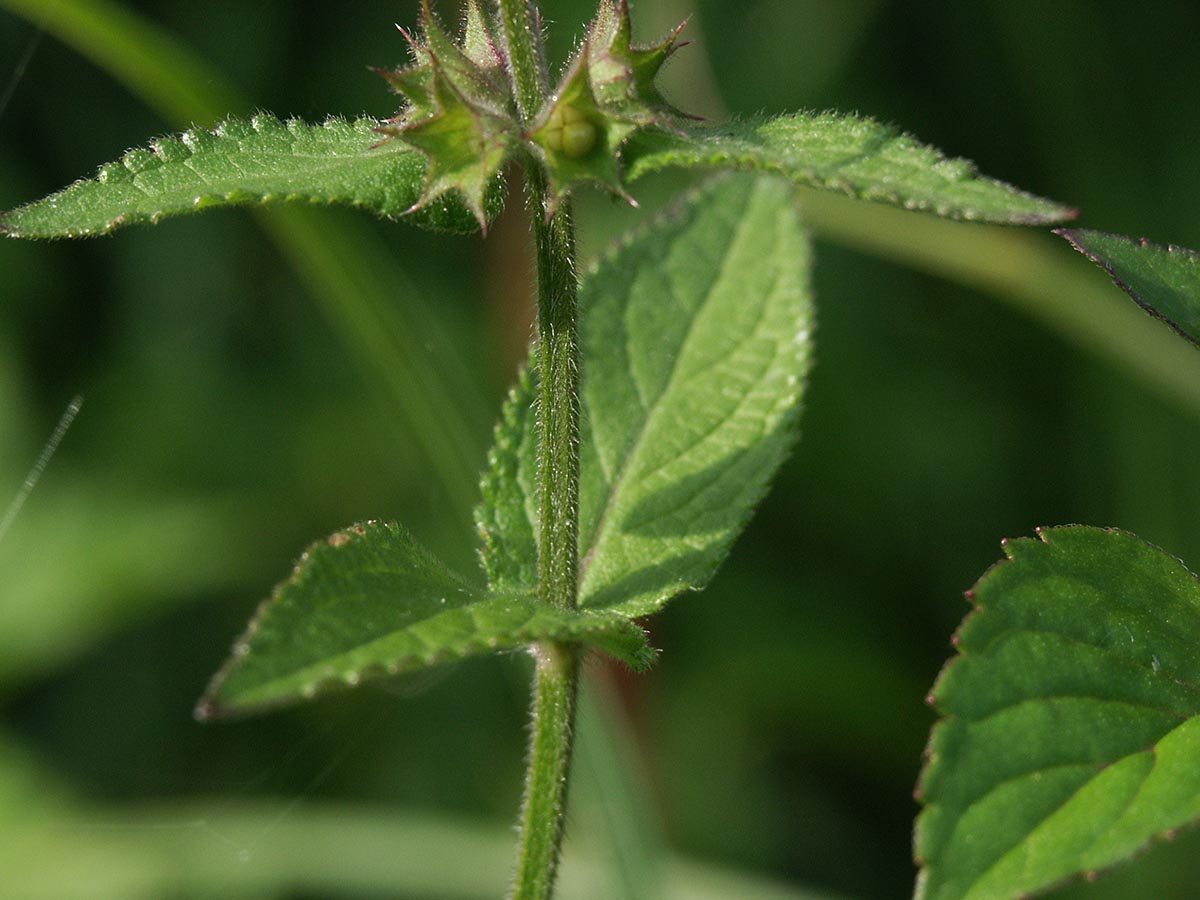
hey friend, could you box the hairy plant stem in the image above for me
[511,641,581,900]
[507,159,583,900]
[497,0,547,121]
[530,176,581,613]
[500,3,581,895]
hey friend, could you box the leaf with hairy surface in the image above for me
[917,526,1200,900]
[477,364,541,594]
[621,113,1075,225]
[1,115,494,238]
[197,521,651,719]
[477,173,813,618]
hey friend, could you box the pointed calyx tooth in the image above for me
[524,0,692,210]
[418,0,510,109]
[375,58,436,120]
[373,1,513,135]
[461,0,508,77]
[390,61,514,230]
[373,1,519,229]
[584,0,690,120]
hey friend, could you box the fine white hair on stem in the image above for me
[0,395,83,546]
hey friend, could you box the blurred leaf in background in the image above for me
[2,1,1200,899]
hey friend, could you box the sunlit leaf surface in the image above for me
[478,174,814,617]
[1,115,488,237]
[622,114,1075,225]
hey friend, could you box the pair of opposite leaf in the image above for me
[195,170,815,719]
[374,0,689,228]
[0,0,1080,711]
[9,2,1150,895]
[162,0,1078,723]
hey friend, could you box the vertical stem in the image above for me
[531,166,580,614]
[499,1,582,892]
[511,642,580,900]
[508,155,582,900]
[497,0,546,121]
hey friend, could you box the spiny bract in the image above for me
[373,0,690,228]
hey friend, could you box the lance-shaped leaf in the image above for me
[621,114,1076,225]
[196,521,652,719]
[1058,229,1200,347]
[477,173,813,618]
[0,115,492,238]
[916,526,1200,900]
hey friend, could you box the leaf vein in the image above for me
[579,188,756,585]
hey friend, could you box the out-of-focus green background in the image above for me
[2,1,1199,898]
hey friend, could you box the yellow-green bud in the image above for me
[543,104,597,159]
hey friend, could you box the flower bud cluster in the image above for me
[375,0,689,228]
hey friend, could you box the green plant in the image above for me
[25,1,1200,899]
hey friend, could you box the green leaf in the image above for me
[916,526,1200,900]
[0,115,489,238]
[477,174,813,618]
[197,521,652,719]
[477,364,541,594]
[621,114,1076,225]
[1057,229,1200,347]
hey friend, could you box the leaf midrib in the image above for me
[228,591,556,703]
[126,145,404,194]
[577,188,758,597]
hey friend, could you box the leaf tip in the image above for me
[1053,226,1088,252]
[630,641,659,672]
[1054,205,1081,223]
[192,694,221,723]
